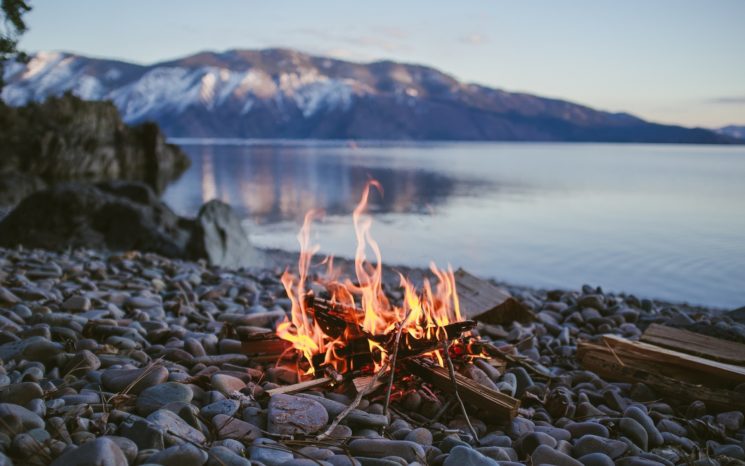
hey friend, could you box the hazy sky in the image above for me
[19,0,745,127]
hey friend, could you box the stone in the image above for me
[212,414,261,441]
[207,446,251,466]
[101,366,169,394]
[405,427,433,446]
[267,394,329,435]
[716,410,744,431]
[146,443,209,466]
[327,455,361,466]
[564,421,610,439]
[349,439,426,463]
[250,438,294,466]
[531,444,582,466]
[120,419,165,450]
[186,200,265,269]
[201,399,240,419]
[573,435,628,459]
[577,452,615,466]
[137,382,193,415]
[102,436,139,464]
[63,295,91,311]
[211,374,245,395]
[620,417,649,450]
[298,394,389,428]
[0,182,191,257]
[62,350,101,377]
[50,437,128,466]
[146,409,206,445]
[0,382,44,405]
[517,431,557,455]
[0,403,45,435]
[443,446,499,466]
[0,336,63,363]
[624,406,664,447]
[656,419,687,437]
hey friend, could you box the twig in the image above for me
[441,338,479,441]
[317,361,390,441]
[383,308,414,416]
[430,398,455,424]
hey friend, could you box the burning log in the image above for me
[309,319,476,371]
[577,340,745,411]
[640,323,745,366]
[405,359,520,421]
[240,332,292,362]
[453,269,535,325]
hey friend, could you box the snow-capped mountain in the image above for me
[2,48,737,143]
[716,125,745,140]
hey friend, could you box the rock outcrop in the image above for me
[0,93,190,207]
[0,181,264,268]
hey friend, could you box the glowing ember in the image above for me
[278,181,463,375]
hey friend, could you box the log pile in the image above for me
[239,271,528,424]
[577,324,745,411]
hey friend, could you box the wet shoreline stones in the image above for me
[0,246,742,465]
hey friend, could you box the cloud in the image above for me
[707,96,745,104]
[460,33,488,45]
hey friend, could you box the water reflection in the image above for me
[162,141,745,308]
[165,143,491,222]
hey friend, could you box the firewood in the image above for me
[599,334,745,386]
[454,269,535,325]
[406,359,520,421]
[240,333,292,361]
[577,341,745,411]
[352,375,385,395]
[265,376,335,396]
[640,324,745,366]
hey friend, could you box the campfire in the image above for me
[241,181,524,437]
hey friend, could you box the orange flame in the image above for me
[278,181,462,375]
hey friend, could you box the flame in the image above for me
[278,181,463,375]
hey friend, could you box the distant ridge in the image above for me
[2,48,740,143]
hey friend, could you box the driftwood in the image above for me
[406,359,520,421]
[454,269,535,325]
[577,340,745,411]
[598,334,745,387]
[640,323,745,366]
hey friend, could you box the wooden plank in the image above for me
[265,376,335,396]
[454,269,534,325]
[602,334,745,385]
[577,341,745,411]
[641,324,745,366]
[406,359,520,421]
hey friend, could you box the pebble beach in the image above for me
[0,246,742,466]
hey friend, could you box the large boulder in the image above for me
[0,181,264,269]
[0,93,190,207]
[0,181,190,257]
[187,200,264,269]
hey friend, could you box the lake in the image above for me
[163,140,745,309]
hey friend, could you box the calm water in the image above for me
[163,141,745,309]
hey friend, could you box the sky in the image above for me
[18,0,745,127]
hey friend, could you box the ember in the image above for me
[277,180,469,375]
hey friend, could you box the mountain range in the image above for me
[2,48,740,143]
